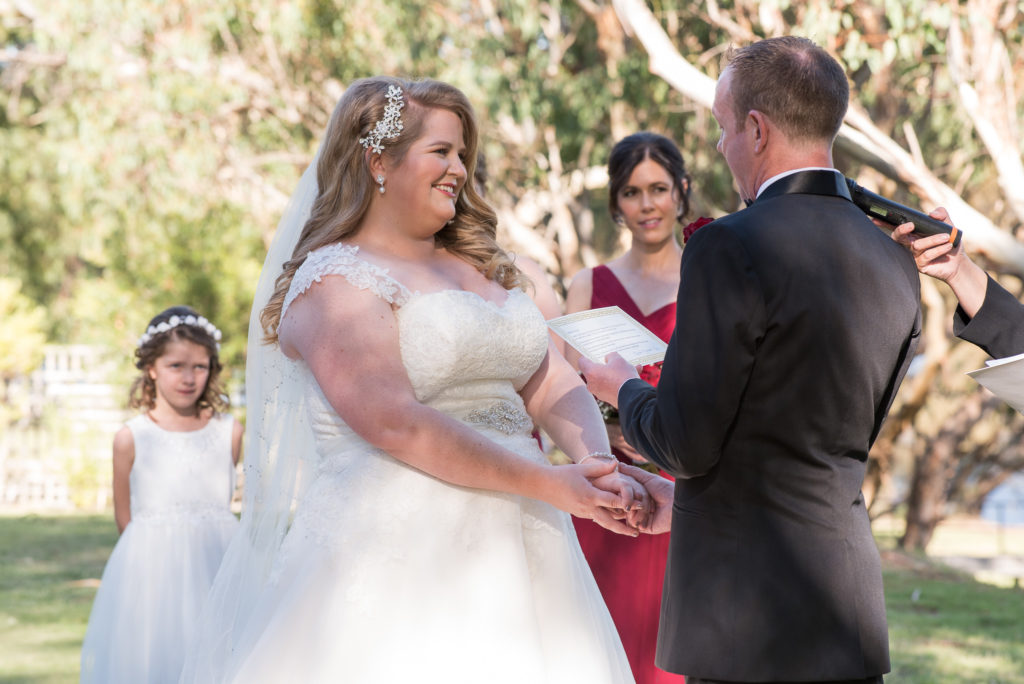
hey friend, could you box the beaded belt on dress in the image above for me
[466,400,533,435]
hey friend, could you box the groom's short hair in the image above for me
[725,36,849,144]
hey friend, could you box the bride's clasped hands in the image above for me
[546,453,654,535]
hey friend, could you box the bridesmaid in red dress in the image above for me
[566,132,710,684]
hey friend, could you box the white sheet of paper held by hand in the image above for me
[967,353,1024,414]
[547,306,667,367]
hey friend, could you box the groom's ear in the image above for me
[748,110,769,154]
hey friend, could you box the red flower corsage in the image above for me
[682,216,715,244]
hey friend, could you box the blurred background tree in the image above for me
[2,0,1022,550]
[0,278,46,429]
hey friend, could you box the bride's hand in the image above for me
[620,470,654,530]
[542,459,639,537]
[589,469,652,530]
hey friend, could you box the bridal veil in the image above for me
[180,152,319,682]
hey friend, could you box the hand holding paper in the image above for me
[578,352,640,408]
[547,306,664,408]
[547,306,668,367]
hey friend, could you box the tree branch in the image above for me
[947,2,1024,226]
[611,0,1024,271]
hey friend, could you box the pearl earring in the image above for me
[377,175,385,194]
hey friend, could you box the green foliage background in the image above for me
[6,1,1015,361]
[3,1,1023,545]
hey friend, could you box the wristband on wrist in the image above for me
[579,451,616,465]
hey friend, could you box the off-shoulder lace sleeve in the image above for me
[281,243,412,319]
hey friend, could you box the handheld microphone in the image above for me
[845,178,962,247]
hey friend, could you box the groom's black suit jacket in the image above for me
[618,170,922,682]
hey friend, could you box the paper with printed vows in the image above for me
[967,352,1024,414]
[547,306,668,367]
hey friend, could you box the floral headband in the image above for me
[359,84,405,155]
[138,314,222,350]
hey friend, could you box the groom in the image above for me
[582,37,921,683]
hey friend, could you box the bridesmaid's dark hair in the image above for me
[607,132,691,222]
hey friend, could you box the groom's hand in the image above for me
[589,468,652,531]
[619,463,674,535]
[578,352,640,408]
[555,459,639,537]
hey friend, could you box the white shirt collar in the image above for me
[756,167,838,199]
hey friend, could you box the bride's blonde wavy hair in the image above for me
[260,76,523,343]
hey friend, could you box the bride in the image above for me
[181,77,647,683]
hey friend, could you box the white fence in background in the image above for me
[1,345,130,510]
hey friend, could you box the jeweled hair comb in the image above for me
[359,84,405,155]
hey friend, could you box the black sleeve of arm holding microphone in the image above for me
[845,178,962,247]
[954,275,1024,358]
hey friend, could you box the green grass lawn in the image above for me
[1,512,1022,683]
[876,524,1024,683]
[0,513,117,684]
[884,560,1024,683]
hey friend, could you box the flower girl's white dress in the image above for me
[80,413,238,684]
[184,244,634,683]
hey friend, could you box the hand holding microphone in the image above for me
[846,178,962,247]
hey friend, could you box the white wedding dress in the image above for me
[194,243,634,683]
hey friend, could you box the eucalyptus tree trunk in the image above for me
[610,0,1024,269]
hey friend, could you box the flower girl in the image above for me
[80,306,242,684]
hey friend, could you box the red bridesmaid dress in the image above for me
[573,264,685,684]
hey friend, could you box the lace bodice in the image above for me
[126,413,236,522]
[283,243,549,467]
[282,243,413,315]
